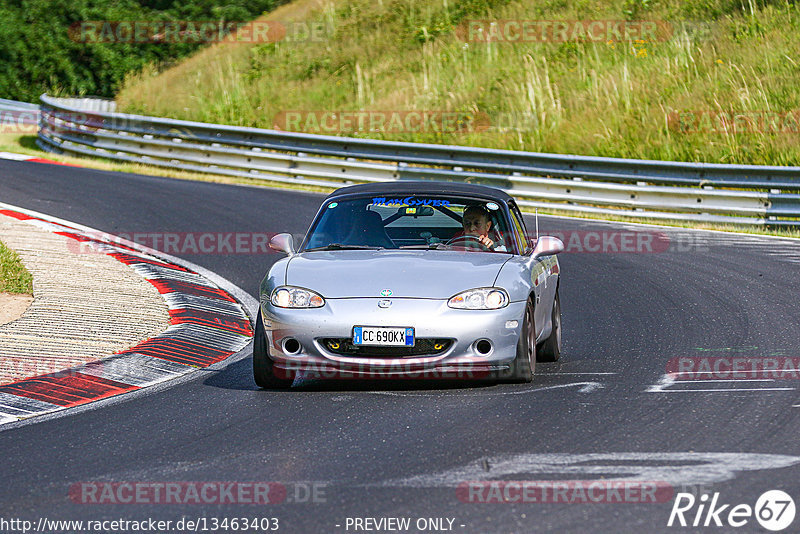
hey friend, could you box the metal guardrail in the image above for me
[0,98,40,126]
[33,94,800,225]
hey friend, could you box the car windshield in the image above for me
[301,194,515,253]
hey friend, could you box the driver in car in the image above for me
[457,205,507,251]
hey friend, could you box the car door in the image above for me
[509,201,554,340]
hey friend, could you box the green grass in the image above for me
[117,0,800,166]
[0,240,33,294]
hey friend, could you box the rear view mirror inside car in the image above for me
[398,206,434,217]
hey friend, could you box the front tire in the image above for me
[537,289,562,362]
[253,312,294,389]
[502,298,535,383]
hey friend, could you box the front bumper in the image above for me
[260,297,526,378]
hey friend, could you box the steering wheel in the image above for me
[446,234,493,251]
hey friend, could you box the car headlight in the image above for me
[448,288,509,310]
[270,286,325,308]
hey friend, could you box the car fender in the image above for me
[260,256,291,309]
[495,255,558,340]
[494,255,539,336]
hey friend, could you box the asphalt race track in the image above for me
[2,160,800,533]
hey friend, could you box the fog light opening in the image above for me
[282,338,301,355]
[475,339,493,356]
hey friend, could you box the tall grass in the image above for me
[117,0,800,165]
[0,241,33,294]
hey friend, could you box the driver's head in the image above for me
[462,205,492,237]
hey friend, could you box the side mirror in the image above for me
[532,236,564,259]
[269,233,295,255]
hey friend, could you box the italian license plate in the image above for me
[353,326,415,347]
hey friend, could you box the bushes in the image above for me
[0,0,285,102]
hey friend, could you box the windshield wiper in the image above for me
[304,243,383,251]
[399,243,448,250]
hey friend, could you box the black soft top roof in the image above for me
[326,181,513,204]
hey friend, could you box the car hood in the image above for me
[285,250,511,299]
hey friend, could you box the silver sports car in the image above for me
[254,182,564,387]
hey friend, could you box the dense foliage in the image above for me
[0,0,284,102]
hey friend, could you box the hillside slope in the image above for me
[117,0,800,166]
[0,0,286,102]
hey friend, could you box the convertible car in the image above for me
[254,182,564,387]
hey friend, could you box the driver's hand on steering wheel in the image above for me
[477,234,494,249]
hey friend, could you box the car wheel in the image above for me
[503,298,535,383]
[253,312,294,389]
[537,289,562,362]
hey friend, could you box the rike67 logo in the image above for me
[668,490,795,531]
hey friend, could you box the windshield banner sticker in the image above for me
[371,197,451,207]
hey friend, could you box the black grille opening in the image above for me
[320,338,453,357]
